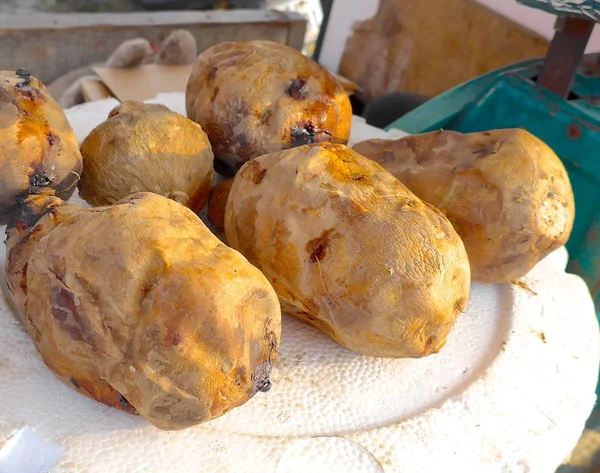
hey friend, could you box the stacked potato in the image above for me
[0,41,574,431]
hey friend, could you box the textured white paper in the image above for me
[0,427,63,473]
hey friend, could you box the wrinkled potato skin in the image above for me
[186,41,352,176]
[6,192,281,430]
[0,70,82,224]
[207,179,233,230]
[225,143,470,358]
[353,129,575,283]
[79,101,215,213]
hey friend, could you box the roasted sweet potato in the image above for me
[186,40,352,176]
[78,101,214,213]
[5,192,281,430]
[224,143,470,358]
[353,129,575,283]
[0,69,82,224]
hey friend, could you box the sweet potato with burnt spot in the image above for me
[0,69,82,224]
[353,129,575,283]
[5,192,280,430]
[78,101,214,213]
[186,40,352,176]
[224,143,470,358]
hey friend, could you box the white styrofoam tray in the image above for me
[0,93,598,473]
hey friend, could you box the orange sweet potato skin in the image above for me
[5,192,281,430]
[225,143,470,358]
[186,41,352,176]
[353,129,575,284]
[79,101,214,213]
[0,70,82,224]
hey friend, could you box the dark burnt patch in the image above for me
[9,202,46,233]
[70,377,80,389]
[30,171,52,188]
[119,394,134,412]
[251,361,273,394]
[291,123,332,147]
[46,133,56,146]
[286,78,308,100]
[306,229,335,263]
[15,68,32,87]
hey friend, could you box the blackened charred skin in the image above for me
[15,68,32,87]
[119,394,134,412]
[30,171,52,188]
[8,202,47,233]
[291,125,315,147]
[46,133,56,146]
[291,124,332,148]
[251,361,273,393]
[70,377,80,388]
[6,193,61,234]
[286,78,307,100]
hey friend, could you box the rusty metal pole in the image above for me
[537,16,595,98]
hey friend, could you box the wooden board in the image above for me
[0,10,306,84]
[339,0,549,101]
[93,64,193,103]
[81,80,114,102]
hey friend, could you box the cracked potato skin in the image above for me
[5,192,281,431]
[0,70,82,224]
[353,129,575,283]
[224,143,470,358]
[185,41,352,176]
[79,101,215,213]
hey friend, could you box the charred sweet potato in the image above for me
[5,192,281,430]
[0,69,82,224]
[79,101,215,213]
[186,40,352,176]
[353,129,575,283]
[224,143,470,358]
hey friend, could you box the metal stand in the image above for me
[537,16,595,98]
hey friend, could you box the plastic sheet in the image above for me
[517,0,600,21]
